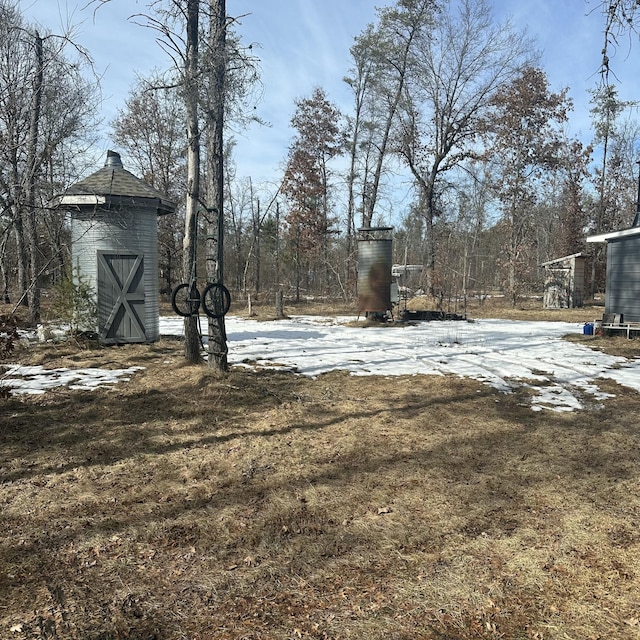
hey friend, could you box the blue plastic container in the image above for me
[583,322,594,336]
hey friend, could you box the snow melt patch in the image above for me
[4,315,640,412]
[1,364,144,395]
[208,315,640,412]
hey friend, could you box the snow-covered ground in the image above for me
[3,315,640,413]
[0,363,144,395]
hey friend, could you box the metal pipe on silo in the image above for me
[357,227,393,316]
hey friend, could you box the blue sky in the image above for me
[18,0,640,186]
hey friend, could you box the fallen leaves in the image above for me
[3,344,640,639]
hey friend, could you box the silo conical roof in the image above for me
[58,150,176,215]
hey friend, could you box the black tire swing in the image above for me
[170,205,231,319]
[171,281,231,318]
[171,282,201,317]
[201,282,231,319]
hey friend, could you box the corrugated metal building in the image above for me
[56,151,176,343]
[587,226,640,322]
[357,227,393,317]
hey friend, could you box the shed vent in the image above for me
[105,150,123,169]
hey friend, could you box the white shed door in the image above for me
[97,252,146,343]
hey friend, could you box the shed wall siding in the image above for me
[605,235,640,322]
[573,259,585,306]
[71,205,160,341]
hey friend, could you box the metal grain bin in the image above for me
[357,227,393,315]
[56,151,176,344]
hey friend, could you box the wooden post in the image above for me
[275,290,284,318]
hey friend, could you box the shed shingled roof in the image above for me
[539,252,585,268]
[62,150,176,213]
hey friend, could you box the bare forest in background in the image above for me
[2,0,640,324]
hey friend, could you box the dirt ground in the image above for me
[1,299,640,639]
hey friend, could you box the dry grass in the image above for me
[404,294,607,323]
[2,302,640,639]
[225,293,606,324]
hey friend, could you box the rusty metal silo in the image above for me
[357,227,393,316]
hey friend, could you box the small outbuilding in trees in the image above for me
[55,150,176,344]
[540,252,586,309]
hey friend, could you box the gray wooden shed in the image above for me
[57,151,176,344]
[540,252,585,309]
[587,225,640,322]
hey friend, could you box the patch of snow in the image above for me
[4,315,640,413]
[1,364,144,395]
[205,316,640,412]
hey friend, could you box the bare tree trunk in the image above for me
[247,293,254,317]
[252,196,261,294]
[182,0,202,364]
[275,289,284,318]
[592,127,609,299]
[344,79,362,297]
[275,200,280,289]
[0,231,10,303]
[13,218,28,304]
[423,207,435,296]
[508,224,518,308]
[412,172,438,297]
[205,0,228,373]
[9,111,28,306]
[23,31,43,325]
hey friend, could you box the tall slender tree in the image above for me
[281,87,342,299]
[394,0,533,296]
[22,29,43,321]
[204,0,228,373]
[0,1,98,321]
[180,0,203,363]
[344,0,436,294]
[345,0,436,230]
[555,140,592,258]
[482,66,572,306]
[588,84,636,295]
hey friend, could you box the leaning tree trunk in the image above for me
[205,0,228,373]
